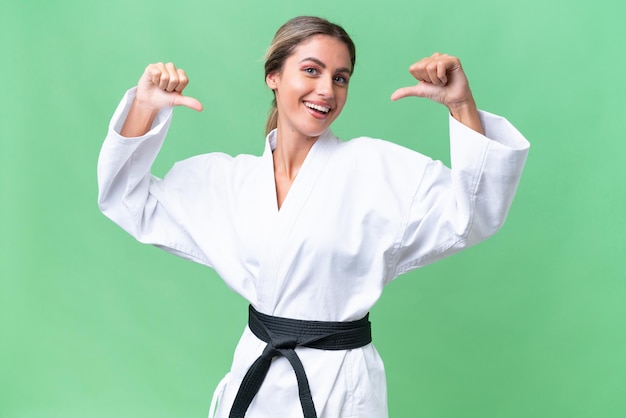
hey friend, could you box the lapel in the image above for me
[255,129,339,312]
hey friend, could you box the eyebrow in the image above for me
[299,57,352,75]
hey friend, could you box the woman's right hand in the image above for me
[120,63,203,137]
[135,62,203,112]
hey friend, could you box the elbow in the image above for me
[464,204,512,247]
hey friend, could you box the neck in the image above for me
[273,127,320,180]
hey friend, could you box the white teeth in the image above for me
[304,102,330,113]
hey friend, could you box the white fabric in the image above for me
[98,88,529,417]
[208,373,230,418]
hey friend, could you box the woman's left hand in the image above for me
[391,53,484,134]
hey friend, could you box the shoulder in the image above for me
[336,136,432,170]
[166,151,262,185]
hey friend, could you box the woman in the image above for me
[98,16,529,418]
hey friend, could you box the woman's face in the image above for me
[266,35,352,141]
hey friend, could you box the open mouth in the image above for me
[304,101,331,115]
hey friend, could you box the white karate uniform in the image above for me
[98,88,529,418]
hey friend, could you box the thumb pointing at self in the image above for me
[172,93,204,112]
[390,84,428,102]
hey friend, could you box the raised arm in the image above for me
[386,54,530,279]
[391,53,483,135]
[97,63,211,266]
[121,62,203,137]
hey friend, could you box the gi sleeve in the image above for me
[391,110,530,278]
[97,88,211,266]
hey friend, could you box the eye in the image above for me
[303,67,319,75]
[334,75,349,85]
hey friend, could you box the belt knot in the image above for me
[271,334,298,350]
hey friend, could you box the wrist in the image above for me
[446,99,484,135]
[446,97,477,115]
[130,96,161,117]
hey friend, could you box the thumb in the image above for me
[172,94,204,112]
[390,85,427,101]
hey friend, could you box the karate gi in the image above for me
[98,88,530,418]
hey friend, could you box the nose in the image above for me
[316,75,334,99]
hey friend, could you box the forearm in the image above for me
[448,109,530,239]
[120,98,160,137]
[98,93,172,236]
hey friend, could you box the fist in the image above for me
[391,53,474,108]
[135,62,203,112]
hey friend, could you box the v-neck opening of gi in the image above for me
[266,129,334,215]
[257,129,338,309]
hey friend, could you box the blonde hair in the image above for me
[264,16,356,136]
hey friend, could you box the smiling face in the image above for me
[265,35,353,142]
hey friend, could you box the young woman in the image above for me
[98,16,529,418]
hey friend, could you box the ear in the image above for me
[266,72,279,90]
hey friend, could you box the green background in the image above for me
[2,0,625,417]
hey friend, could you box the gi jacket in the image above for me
[98,88,530,418]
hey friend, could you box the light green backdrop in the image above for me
[2,0,625,417]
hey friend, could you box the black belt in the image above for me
[229,305,372,418]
